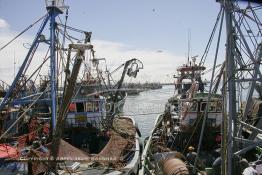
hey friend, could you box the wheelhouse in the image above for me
[66,95,106,129]
[180,93,222,129]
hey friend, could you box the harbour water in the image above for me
[123,85,174,138]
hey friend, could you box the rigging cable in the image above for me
[234,4,262,27]
[26,47,50,84]
[58,8,69,87]
[193,7,224,173]
[61,8,69,51]
[57,23,87,33]
[250,6,262,36]
[0,13,48,52]
[199,7,222,66]
[235,4,258,50]
[57,27,74,44]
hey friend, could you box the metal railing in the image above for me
[65,115,104,129]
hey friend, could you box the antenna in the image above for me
[187,29,191,63]
[13,51,16,79]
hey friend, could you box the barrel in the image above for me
[162,157,189,175]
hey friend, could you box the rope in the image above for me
[0,13,48,52]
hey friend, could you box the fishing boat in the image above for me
[0,1,141,174]
[140,58,223,175]
[140,1,262,174]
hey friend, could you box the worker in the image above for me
[186,146,197,165]
[187,146,205,171]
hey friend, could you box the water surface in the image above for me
[123,85,174,138]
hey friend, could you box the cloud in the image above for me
[0,29,49,84]
[0,24,188,84]
[93,39,186,83]
[0,18,9,29]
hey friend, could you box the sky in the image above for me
[0,0,224,84]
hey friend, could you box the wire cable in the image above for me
[0,13,48,52]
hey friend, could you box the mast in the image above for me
[224,0,237,174]
[46,0,63,132]
[221,67,228,175]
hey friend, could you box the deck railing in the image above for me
[65,115,103,129]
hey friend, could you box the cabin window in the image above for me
[85,102,93,112]
[217,101,222,112]
[208,102,216,112]
[200,102,207,112]
[76,103,84,112]
[206,118,216,127]
[190,101,198,112]
[182,83,192,93]
[174,104,179,112]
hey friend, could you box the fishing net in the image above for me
[96,117,136,168]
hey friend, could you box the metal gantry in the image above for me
[0,1,65,133]
[220,1,262,174]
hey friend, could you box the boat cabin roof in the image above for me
[181,93,222,101]
[177,65,206,72]
[193,93,221,99]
